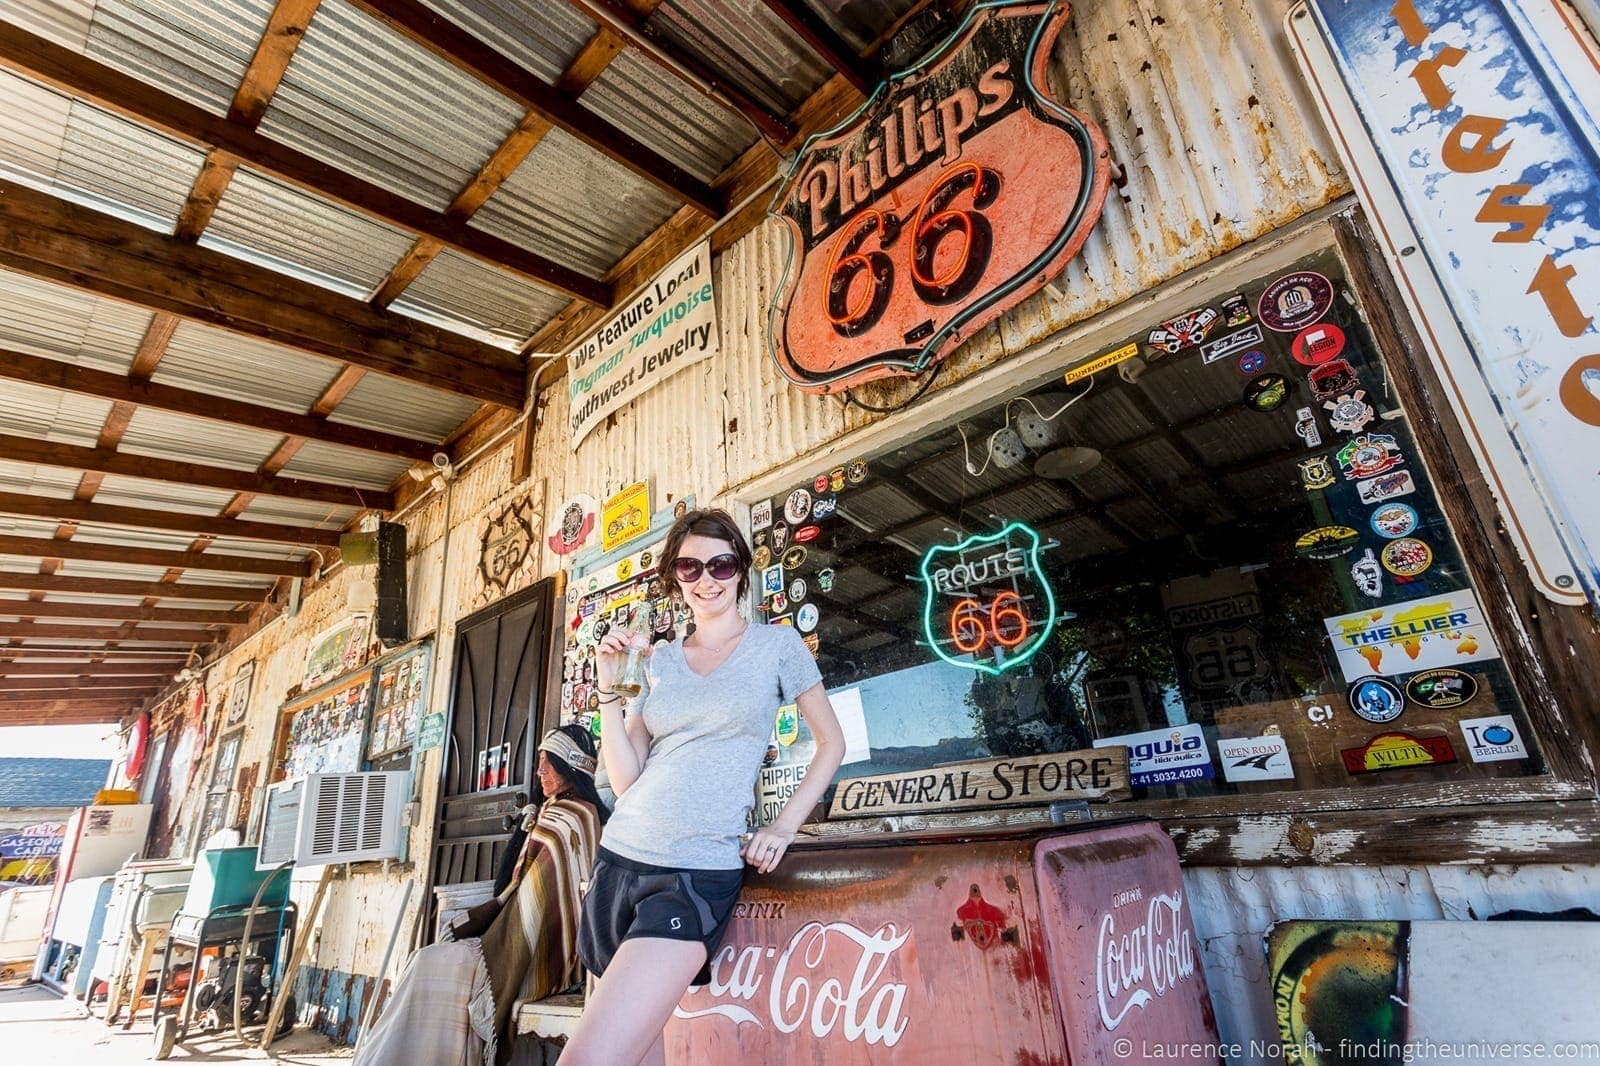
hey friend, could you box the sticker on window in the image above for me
[1094,722,1214,787]
[1323,589,1503,681]
[1217,734,1295,782]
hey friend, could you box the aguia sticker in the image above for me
[1094,722,1213,786]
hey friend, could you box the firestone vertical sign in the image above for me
[767,0,1111,393]
[1291,0,1600,605]
[568,241,719,447]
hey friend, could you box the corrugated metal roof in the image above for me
[389,247,568,349]
[116,407,282,472]
[0,379,115,447]
[0,69,205,231]
[582,48,752,184]
[277,440,414,493]
[92,473,236,515]
[0,516,67,539]
[200,166,419,298]
[0,0,272,115]
[237,496,356,530]
[790,0,920,54]
[199,536,319,562]
[167,569,277,588]
[0,460,81,499]
[0,269,148,374]
[650,0,830,114]
[257,0,523,211]
[329,372,483,444]
[469,127,681,277]
[419,0,594,84]
[151,320,341,414]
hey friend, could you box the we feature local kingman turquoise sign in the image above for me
[919,522,1056,675]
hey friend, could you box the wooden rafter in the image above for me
[0,185,527,407]
[0,20,607,304]
[0,349,442,461]
[0,533,312,577]
[343,0,720,218]
[0,492,341,547]
[0,661,182,677]
[0,433,393,510]
[0,602,248,625]
[0,573,265,601]
[756,0,881,93]
[0,678,162,694]
[562,0,796,144]
[372,19,638,308]
[0,622,222,643]
[0,701,141,723]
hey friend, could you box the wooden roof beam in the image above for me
[0,20,606,305]
[0,492,341,547]
[562,0,796,144]
[0,601,248,625]
[0,348,442,462]
[756,0,881,93]
[0,432,393,510]
[0,622,222,643]
[343,0,721,217]
[0,679,162,695]
[0,182,526,408]
[0,702,140,724]
[0,572,269,603]
[0,533,313,577]
[0,661,181,677]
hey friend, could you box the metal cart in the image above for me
[149,898,298,1058]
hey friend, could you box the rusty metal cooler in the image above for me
[666,819,1219,1063]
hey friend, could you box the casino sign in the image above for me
[767,1,1111,394]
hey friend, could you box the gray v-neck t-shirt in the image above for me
[600,623,823,870]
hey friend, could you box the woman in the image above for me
[356,725,605,1066]
[561,508,846,1066]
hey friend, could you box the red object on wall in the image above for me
[664,820,1219,1063]
[767,1,1111,394]
[124,711,150,781]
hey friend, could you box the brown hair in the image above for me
[659,507,752,601]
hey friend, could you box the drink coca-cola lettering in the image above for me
[674,920,912,1048]
[1095,890,1198,1030]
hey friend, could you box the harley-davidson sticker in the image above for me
[1149,307,1221,355]
[1258,270,1333,332]
[1336,433,1404,480]
[1324,390,1374,433]
[1292,322,1346,366]
[1299,456,1336,490]
[767,2,1111,393]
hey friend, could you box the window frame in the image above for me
[730,208,1595,841]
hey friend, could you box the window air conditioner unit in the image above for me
[257,771,408,870]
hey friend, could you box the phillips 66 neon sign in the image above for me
[919,522,1057,675]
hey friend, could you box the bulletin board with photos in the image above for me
[742,246,1547,823]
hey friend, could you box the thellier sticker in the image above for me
[1323,589,1502,680]
[1217,734,1295,782]
[1094,722,1213,786]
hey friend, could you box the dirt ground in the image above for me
[0,984,353,1064]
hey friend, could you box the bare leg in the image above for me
[560,937,703,1066]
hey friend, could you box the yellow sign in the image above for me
[1063,342,1140,385]
[602,481,651,552]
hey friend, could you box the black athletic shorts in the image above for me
[578,847,744,986]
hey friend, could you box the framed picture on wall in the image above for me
[304,614,371,690]
[225,661,254,727]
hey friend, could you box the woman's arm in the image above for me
[594,630,653,795]
[743,681,845,873]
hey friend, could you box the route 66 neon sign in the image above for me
[919,522,1056,675]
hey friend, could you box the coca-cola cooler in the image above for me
[666,819,1218,1064]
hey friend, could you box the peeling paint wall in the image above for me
[1186,862,1600,1047]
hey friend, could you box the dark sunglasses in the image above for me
[673,553,741,583]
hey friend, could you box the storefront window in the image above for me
[750,248,1541,814]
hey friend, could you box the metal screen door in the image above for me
[425,578,555,938]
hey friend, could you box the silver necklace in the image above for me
[691,622,746,654]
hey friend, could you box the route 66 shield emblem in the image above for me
[918,522,1055,675]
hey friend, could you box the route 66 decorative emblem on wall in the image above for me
[480,496,536,594]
